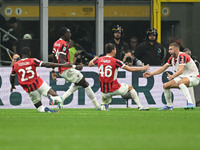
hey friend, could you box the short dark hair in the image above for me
[105,43,115,54]
[21,47,31,56]
[169,42,180,49]
[59,27,70,36]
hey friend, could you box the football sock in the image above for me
[61,84,80,100]
[37,105,45,112]
[179,83,193,104]
[34,101,42,108]
[164,89,173,107]
[85,86,100,108]
[129,89,142,107]
[50,95,62,103]
[188,87,195,105]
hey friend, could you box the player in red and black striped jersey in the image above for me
[51,27,100,110]
[89,43,150,111]
[143,42,200,110]
[93,56,124,93]
[10,47,72,113]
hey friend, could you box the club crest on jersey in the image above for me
[63,47,67,52]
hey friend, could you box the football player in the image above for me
[10,47,73,113]
[143,42,200,110]
[51,27,100,110]
[88,43,150,111]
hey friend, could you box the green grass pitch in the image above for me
[0,108,200,150]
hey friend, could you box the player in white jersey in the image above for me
[143,42,200,110]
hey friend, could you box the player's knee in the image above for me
[177,81,183,86]
[128,85,133,91]
[47,89,58,96]
[163,83,169,89]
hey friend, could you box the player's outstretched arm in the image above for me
[143,64,169,78]
[123,63,149,72]
[88,56,98,67]
[41,62,73,68]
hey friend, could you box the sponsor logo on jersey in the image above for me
[63,46,67,52]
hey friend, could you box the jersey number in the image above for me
[53,48,59,60]
[18,66,35,82]
[99,65,112,77]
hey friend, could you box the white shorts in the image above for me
[173,76,200,87]
[101,83,129,104]
[28,81,51,104]
[59,68,83,84]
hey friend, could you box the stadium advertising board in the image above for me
[0,67,186,109]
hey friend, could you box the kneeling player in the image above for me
[88,43,150,111]
[143,42,200,110]
[10,47,73,113]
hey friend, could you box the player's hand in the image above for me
[167,72,173,81]
[142,63,150,71]
[93,56,99,60]
[10,86,16,92]
[51,72,58,80]
[143,72,152,78]
[76,64,83,70]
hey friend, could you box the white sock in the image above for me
[164,89,173,107]
[85,86,99,108]
[129,89,142,107]
[179,84,193,104]
[37,105,45,112]
[61,84,80,100]
[50,96,62,103]
[188,87,196,106]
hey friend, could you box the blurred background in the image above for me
[0,0,200,65]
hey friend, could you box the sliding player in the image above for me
[89,43,150,111]
[10,47,72,113]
